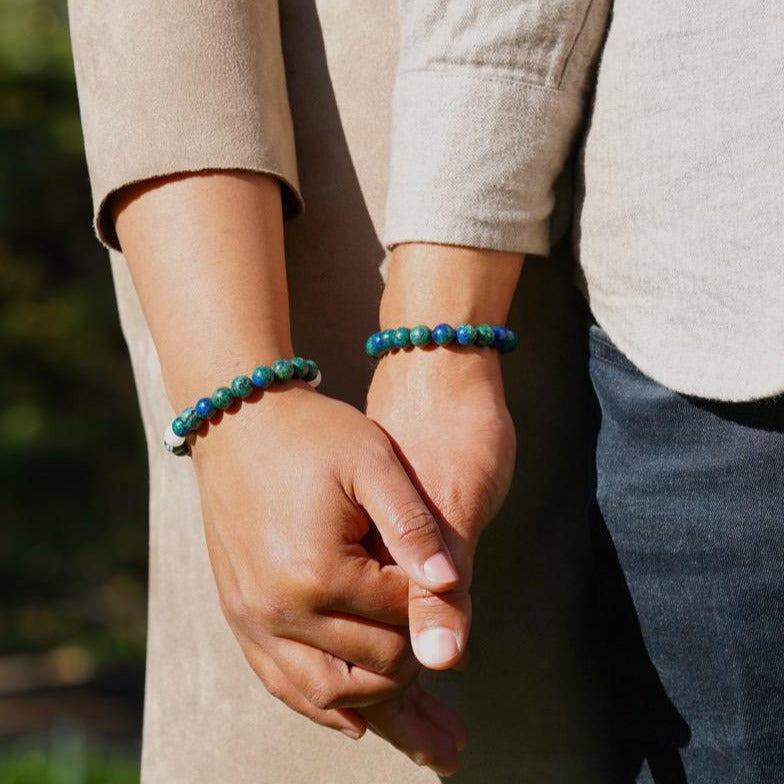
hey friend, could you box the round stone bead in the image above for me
[304,359,320,383]
[231,375,253,398]
[195,397,215,419]
[392,327,411,349]
[381,329,396,350]
[291,356,309,379]
[431,323,455,346]
[308,369,322,388]
[503,328,519,353]
[211,386,234,410]
[251,365,274,388]
[492,326,509,350]
[370,332,388,356]
[272,359,294,381]
[475,323,495,347]
[180,406,203,433]
[409,325,431,347]
[365,335,381,358]
[171,416,189,438]
[455,324,477,346]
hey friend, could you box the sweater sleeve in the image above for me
[68,0,303,251]
[384,0,611,256]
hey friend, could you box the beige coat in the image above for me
[68,1,782,781]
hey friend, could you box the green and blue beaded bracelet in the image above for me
[365,323,518,359]
[163,357,321,456]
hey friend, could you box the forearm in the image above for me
[380,243,523,328]
[112,170,294,410]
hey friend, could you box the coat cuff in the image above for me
[383,68,584,256]
[69,1,303,251]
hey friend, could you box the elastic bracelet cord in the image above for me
[365,323,518,359]
[163,357,321,457]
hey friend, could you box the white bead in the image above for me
[163,423,186,449]
[307,369,322,388]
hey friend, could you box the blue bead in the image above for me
[195,397,215,419]
[409,325,431,347]
[492,326,508,348]
[171,417,189,438]
[251,365,274,388]
[365,335,381,357]
[431,323,455,346]
[455,324,477,345]
[272,359,294,381]
[371,332,388,355]
[392,327,410,349]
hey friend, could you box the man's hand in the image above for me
[367,242,523,669]
[367,348,516,669]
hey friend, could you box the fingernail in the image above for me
[341,727,361,740]
[414,627,460,668]
[423,552,458,585]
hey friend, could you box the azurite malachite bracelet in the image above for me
[163,357,322,457]
[365,323,518,359]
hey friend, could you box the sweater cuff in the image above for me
[383,69,584,256]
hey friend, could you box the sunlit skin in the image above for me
[112,171,522,775]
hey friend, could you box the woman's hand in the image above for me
[191,384,461,740]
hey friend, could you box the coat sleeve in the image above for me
[68,0,303,250]
[384,0,611,256]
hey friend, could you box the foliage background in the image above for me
[0,0,147,778]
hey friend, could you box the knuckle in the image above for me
[391,502,439,546]
[307,682,342,711]
[366,634,412,677]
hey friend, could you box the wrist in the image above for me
[379,243,523,327]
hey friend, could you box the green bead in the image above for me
[392,327,411,349]
[291,356,309,379]
[171,417,189,438]
[409,325,431,347]
[476,323,495,347]
[304,360,319,382]
[272,359,294,381]
[211,386,234,410]
[180,406,203,433]
[231,375,253,398]
[503,328,519,353]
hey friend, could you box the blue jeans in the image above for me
[588,324,784,782]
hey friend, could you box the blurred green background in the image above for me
[1,0,147,779]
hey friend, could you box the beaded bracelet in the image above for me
[163,357,322,456]
[365,323,518,359]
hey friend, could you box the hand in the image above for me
[366,347,516,670]
[191,384,461,740]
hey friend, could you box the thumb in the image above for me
[356,454,468,669]
[355,454,459,595]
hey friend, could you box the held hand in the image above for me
[366,348,516,669]
[191,384,460,739]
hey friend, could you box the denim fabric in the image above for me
[588,323,784,783]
